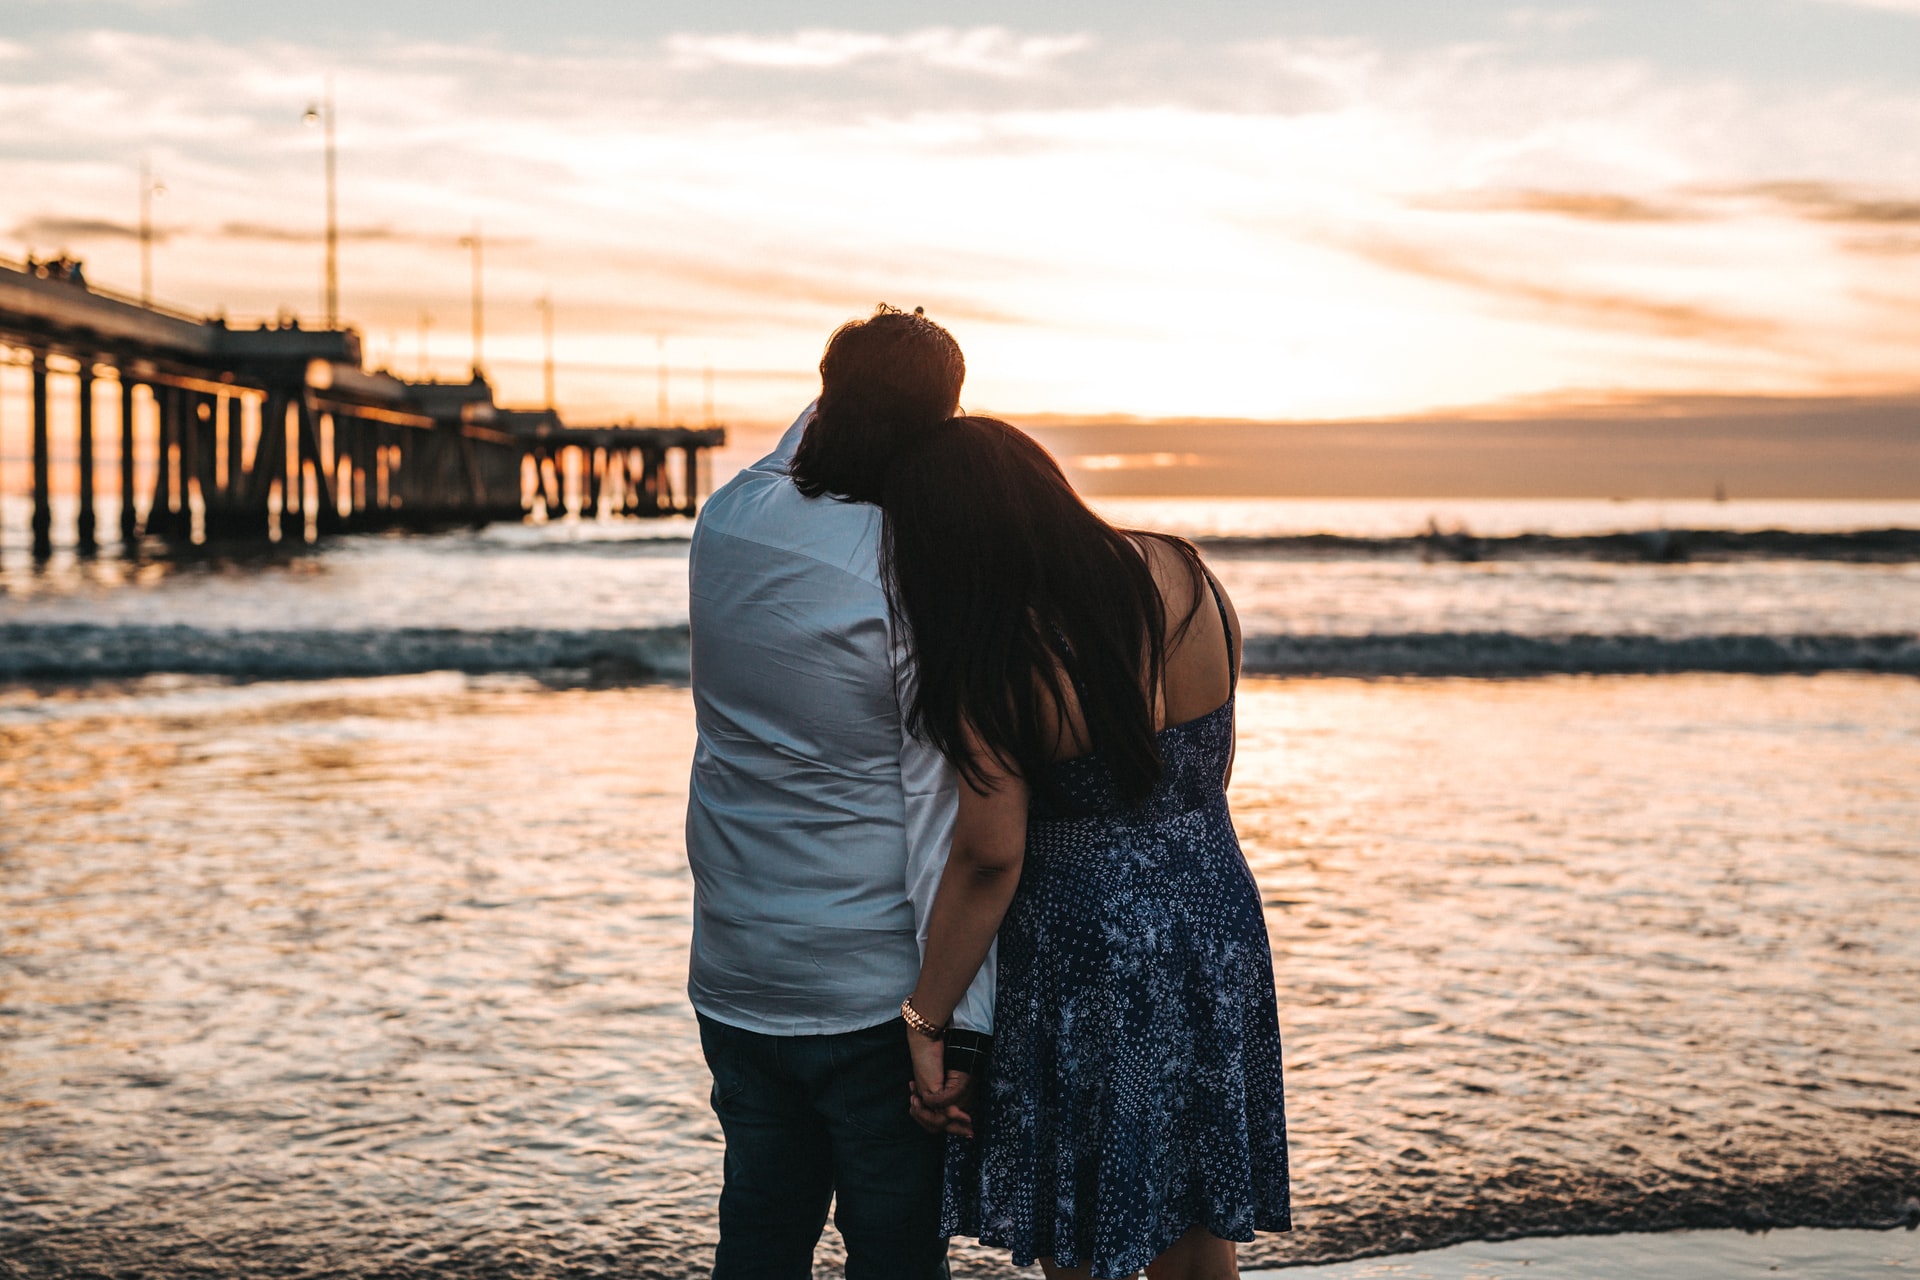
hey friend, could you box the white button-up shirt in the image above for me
[685,406,994,1036]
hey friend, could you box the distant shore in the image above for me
[1027,394,1920,500]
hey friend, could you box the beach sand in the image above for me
[1247,1228,1920,1279]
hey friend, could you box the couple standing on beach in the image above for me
[684,308,1291,1280]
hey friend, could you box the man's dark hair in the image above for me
[790,305,964,504]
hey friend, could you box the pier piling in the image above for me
[225,394,243,500]
[3,255,723,554]
[119,375,137,545]
[77,361,97,554]
[147,385,174,540]
[31,352,50,558]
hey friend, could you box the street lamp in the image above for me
[534,295,555,410]
[139,160,166,307]
[417,310,433,382]
[458,224,484,377]
[302,78,338,328]
[656,335,669,426]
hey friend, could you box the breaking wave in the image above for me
[6,623,1919,682]
[1238,631,1920,677]
[0,624,692,683]
[1194,527,1920,561]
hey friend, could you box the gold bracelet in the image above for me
[901,996,946,1041]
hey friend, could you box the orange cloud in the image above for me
[1333,236,1778,344]
[1716,181,1920,224]
[1419,189,1689,223]
[13,215,148,243]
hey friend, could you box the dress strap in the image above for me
[1201,569,1238,693]
[1053,568,1234,712]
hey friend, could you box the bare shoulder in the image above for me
[1145,534,1242,638]
[1140,533,1238,647]
[1131,534,1240,721]
[1127,532,1203,609]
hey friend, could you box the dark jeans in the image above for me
[698,1012,949,1280]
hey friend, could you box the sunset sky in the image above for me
[2,0,1919,429]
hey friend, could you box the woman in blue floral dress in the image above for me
[882,417,1291,1279]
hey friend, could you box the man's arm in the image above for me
[896,646,997,1039]
[895,634,996,1134]
[904,745,1026,1134]
[900,724,997,1113]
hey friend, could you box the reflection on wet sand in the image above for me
[2,674,1916,1276]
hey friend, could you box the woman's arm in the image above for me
[905,735,1029,1110]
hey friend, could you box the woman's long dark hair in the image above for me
[880,416,1204,806]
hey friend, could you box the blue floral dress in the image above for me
[941,580,1292,1278]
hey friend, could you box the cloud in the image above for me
[665,27,1090,78]
[1072,451,1207,471]
[1421,188,1688,222]
[666,30,892,71]
[1500,8,1604,34]
[5,24,1919,418]
[9,216,478,250]
[1808,0,1920,13]
[1841,233,1920,255]
[12,214,147,243]
[219,221,408,244]
[1432,182,1920,227]
[1335,235,1778,344]
[6,0,186,8]
[1728,181,1920,224]
[634,253,1032,327]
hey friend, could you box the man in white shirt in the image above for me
[686,307,992,1279]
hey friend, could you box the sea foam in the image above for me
[7,623,1918,682]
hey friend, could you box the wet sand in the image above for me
[2,674,1917,1276]
[1248,1227,1920,1278]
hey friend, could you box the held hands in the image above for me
[906,1030,975,1138]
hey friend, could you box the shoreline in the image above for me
[5,1226,1914,1279]
[1245,1227,1920,1278]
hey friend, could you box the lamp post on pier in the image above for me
[535,295,555,410]
[656,335,669,426]
[139,161,165,307]
[302,79,339,328]
[417,310,433,381]
[459,224,484,377]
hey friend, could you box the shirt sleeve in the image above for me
[761,401,817,469]
[895,648,997,1034]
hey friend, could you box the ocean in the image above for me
[2,492,1918,1276]
[5,495,1920,681]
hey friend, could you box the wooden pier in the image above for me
[0,256,724,558]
